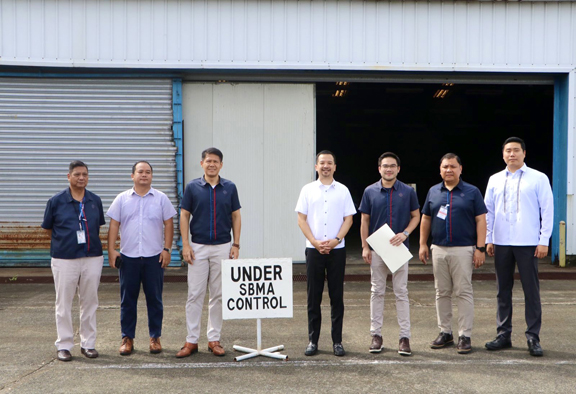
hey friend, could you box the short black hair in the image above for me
[502,136,526,151]
[378,152,401,167]
[202,147,224,162]
[69,160,88,173]
[132,161,153,174]
[316,150,336,164]
[440,153,462,166]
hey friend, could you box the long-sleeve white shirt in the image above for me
[484,164,553,246]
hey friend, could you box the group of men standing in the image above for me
[42,148,240,361]
[42,136,552,362]
[295,137,552,358]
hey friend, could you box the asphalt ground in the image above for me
[1,268,576,393]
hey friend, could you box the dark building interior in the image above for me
[316,81,554,249]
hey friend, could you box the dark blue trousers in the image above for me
[119,254,164,339]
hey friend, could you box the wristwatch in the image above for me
[402,231,410,237]
[163,248,171,253]
[476,246,486,253]
[335,237,343,244]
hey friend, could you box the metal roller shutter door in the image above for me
[0,78,179,266]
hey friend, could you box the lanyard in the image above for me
[504,171,523,213]
[78,197,91,251]
[78,198,86,230]
[445,190,452,243]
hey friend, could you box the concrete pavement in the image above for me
[1,267,576,393]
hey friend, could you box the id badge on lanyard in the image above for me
[437,205,448,220]
[77,200,86,244]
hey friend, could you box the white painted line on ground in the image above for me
[74,357,576,370]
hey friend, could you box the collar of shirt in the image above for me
[505,163,527,176]
[65,188,93,203]
[129,187,155,197]
[440,180,463,192]
[379,179,399,191]
[199,175,221,187]
[315,179,336,189]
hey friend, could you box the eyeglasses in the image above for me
[380,164,398,169]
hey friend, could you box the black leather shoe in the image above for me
[305,342,318,356]
[57,350,72,362]
[485,335,512,351]
[81,348,99,358]
[430,332,454,349]
[333,343,345,357]
[527,339,543,357]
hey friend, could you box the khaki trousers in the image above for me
[431,245,474,338]
[370,251,410,338]
[185,242,230,343]
[51,256,103,351]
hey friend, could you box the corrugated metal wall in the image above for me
[0,0,574,71]
[0,78,178,265]
[182,83,315,261]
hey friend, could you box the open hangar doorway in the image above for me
[316,81,554,251]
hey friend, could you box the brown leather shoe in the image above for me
[208,341,225,356]
[119,337,133,356]
[81,348,99,358]
[398,337,412,356]
[150,337,162,354]
[369,335,383,353]
[430,332,454,349]
[175,342,198,358]
[57,350,72,362]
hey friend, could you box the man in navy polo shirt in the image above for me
[176,147,241,358]
[419,153,487,354]
[42,160,105,362]
[359,152,420,356]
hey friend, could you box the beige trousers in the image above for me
[370,251,411,338]
[185,242,230,343]
[431,245,475,338]
[51,256,103,351]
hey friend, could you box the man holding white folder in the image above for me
[359,152,420,356]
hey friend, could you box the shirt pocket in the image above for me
[144,204,162,222]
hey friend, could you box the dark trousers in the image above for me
[119,254,164,339]
[494,245,541,341]
[306,247,346,344]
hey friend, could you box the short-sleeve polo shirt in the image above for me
[295,179,357,249]
[181,176,241,245]
[422,180,487,247]
[41,188,105,259]
[358,179,419,247]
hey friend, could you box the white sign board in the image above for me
[222,258,293,320]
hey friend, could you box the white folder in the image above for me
[366,224,413,274]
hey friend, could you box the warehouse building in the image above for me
[0,0,574,266]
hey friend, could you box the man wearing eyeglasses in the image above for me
[484,137,553,357]
[359,152,420,356]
